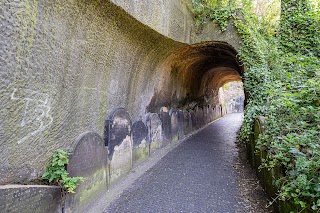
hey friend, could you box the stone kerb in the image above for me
[159,107,171,146]
[132,121,149,165]
[65,132,108,213]
[104,108,132,187]
[169,108,179,142]
[146,113,163,155]
[0,185,62,213]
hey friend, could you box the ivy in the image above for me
[42,149,84,193]
[280,1,320,57]
[191,0,238,31]
[192,0,320,211]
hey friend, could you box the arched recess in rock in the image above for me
[147,41,244,112]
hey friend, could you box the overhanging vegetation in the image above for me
[192,0,320,211]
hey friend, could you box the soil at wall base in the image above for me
[234,137,274,213]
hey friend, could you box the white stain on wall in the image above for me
[11,88,53,144]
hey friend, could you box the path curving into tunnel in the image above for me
[148,41,244,113]
[104,113,246,212]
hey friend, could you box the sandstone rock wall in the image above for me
[0,0,242,185]
[111,0,194,43]
[0,0,188,184]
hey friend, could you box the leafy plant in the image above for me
[191,0,238,31]
[192,0,320,211]
[42,149,84,193]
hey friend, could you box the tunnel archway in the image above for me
[147,41,244,112]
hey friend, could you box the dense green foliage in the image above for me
[191,0,238,31]
[192,0,320,211]
[42,149,84,193]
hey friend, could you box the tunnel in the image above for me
[147,41,244,112]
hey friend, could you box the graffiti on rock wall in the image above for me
[11,88,53,144]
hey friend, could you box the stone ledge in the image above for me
[0,185,62,213]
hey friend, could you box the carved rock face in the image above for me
[147,42,242,112]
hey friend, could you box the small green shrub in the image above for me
[42,149,84,193]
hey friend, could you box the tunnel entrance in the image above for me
[147,41,244,113]
[218,81,245,114]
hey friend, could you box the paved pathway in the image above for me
[105,113,245,213]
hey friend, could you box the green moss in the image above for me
[172,135,179,143]
[78,169,107,205]
[133,146,149,163]
[14,0,39,78]
[150,141,161,153]
[250,117,308,212]
[109,152,132,187]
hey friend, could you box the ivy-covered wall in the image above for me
[190,0,319,211]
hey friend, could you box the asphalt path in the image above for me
[105,113,245,213]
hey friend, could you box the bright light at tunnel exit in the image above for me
[218,81,245,114]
